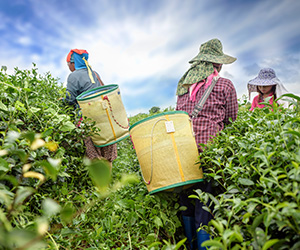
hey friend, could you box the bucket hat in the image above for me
[189,38,236,64]
[247,68,290,108]
[176,38,236,96]
[248,68,281,86]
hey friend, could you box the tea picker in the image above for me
[64,49,127,166]
[175,38,238,249]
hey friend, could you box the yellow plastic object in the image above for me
[129,111,203,194]
[77,84,129,147]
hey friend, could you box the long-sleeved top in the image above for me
[249,93,274,111]
[176,77,238,149]
[66,68,101,105]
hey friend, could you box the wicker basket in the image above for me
[129,111,203,194]
[77,84,129,147]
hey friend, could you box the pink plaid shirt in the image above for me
[176,77,238,150]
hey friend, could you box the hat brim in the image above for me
[189,53,237,64]
[248,77,281,86]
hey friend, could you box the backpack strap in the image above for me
[191,75,220,119]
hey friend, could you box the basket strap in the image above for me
[103,96,129,130]
[191,75,220,119]
[94,71,104,86]
[101,96,117,140]
[165,115,185,182]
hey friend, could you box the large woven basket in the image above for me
[129,111,203,194]
[77,84,129,147]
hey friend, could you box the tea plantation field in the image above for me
[0,66,299,249]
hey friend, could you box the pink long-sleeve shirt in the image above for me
[249,93,274,111]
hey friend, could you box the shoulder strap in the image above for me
[94,71,104,86]
[191,75,220,119]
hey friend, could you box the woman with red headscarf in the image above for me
[65,49,104,106]
[65,49,117,165]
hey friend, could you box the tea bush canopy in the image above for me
[0,65,299,249]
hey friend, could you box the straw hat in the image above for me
[189,38,236,64]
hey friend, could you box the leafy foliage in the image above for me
[0,65,183,249]
[196,96,300,249]
[1,65,299,249]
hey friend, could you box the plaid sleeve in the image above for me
[224,83,238,124]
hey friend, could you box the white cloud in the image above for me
[18,36,32,46]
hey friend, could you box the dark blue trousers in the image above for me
[180,181,213,227]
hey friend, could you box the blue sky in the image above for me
[1,0,299,116]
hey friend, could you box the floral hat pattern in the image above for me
[248,68,281,87]
[247,68,283,97]
[189,38,236,65]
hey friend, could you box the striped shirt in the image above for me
[176,77,238,150]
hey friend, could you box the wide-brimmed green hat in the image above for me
[189,38,236,64]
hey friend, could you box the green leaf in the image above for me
[148,242,162,248]
[60,121,75,132]
[238,178,254,186]
[61,228,77,236]
[278,93,300,102]
[251,214,264,232]
[283,130,300,139]
[42,198,61,217]
[60,203,75,223]
[0,158,9,173]
[42,128,53,138]
[8,228,46,249]
[262,239,279,250]
[30,107,41,113]
[0,189,14,207]
[201,240,224,249]
[41,159,59,181]
[145,233,157,245]
[175,238,187,250]
[153,216,163,228]
[210,219,224,234]
[87,159,111,190]
[23,131,36,144]
[120,173,140,185]
[0,101,8,111]
[14,187,35,207]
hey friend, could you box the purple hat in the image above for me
[248,68,281,86]
[247,68,286,100]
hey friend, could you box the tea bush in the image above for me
[1,65,299,249]
[0,65,184,249]
[196,96,300,249]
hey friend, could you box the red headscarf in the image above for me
[66,49,89,63]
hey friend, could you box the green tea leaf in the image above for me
[0,101,8,111]
[42,198,61,217]
[14,187,35,207]
[60,121,75,132]
[262,239,279,250]
[238,178,254,186]
[153,216,163,228]
[60,203,75,223]
[87,159,111,189]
